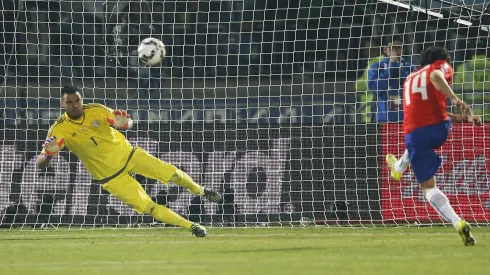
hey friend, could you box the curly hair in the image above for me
[420,46,451,67]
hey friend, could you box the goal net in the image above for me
[0,0,489,229]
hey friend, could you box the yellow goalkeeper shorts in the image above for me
[101,147,177,214]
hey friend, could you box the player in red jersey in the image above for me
[385,46,481,246]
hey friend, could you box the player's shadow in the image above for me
[216,246,325,253]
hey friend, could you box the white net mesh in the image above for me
[0,0,488,228]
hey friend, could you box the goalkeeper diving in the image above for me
[37,85,222,237]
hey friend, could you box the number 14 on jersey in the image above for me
[404,70,428,106]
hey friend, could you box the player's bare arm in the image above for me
[431,69,480,124]
[447,113,482,126]
[430,69,472,115]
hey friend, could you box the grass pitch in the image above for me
[0,227,488,275]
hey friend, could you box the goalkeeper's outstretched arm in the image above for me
[106,110,134,129]
[36,137,65,169]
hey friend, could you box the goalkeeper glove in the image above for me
[106,110,133,129]
[43,137,65,159]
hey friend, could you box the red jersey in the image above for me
[403,60,453,135]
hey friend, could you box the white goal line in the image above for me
[0,232,467,239]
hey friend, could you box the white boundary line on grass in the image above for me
[0,232,472,239]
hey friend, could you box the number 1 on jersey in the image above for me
[404,71,428,105]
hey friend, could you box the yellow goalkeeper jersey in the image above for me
[42,103,133,180]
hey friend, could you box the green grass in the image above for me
[0,227,488,275]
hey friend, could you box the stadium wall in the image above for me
[0,123,380,227]
[1,97,489,227]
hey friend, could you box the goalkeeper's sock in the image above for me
[425,187,461,230]
[150,204,193,230]
[394,149,410,173]
[169,169,203,195]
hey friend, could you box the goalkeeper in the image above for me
[36,85,221,237]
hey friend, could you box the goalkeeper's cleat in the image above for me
[203,187,222,203]
[457,220,475,246]
[190,223,207,238]
[386,153,403,181]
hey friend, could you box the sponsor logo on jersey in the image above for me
[92,120,100,128]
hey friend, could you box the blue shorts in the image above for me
[405,120,451,183]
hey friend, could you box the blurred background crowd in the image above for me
[1,0,490,100]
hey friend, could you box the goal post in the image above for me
[0,0,489,229]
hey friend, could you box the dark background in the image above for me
[1,0,488,226]
[0,123,379,227]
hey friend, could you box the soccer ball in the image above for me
[138,38,166,66]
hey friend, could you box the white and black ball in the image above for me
[138,37,166,66]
